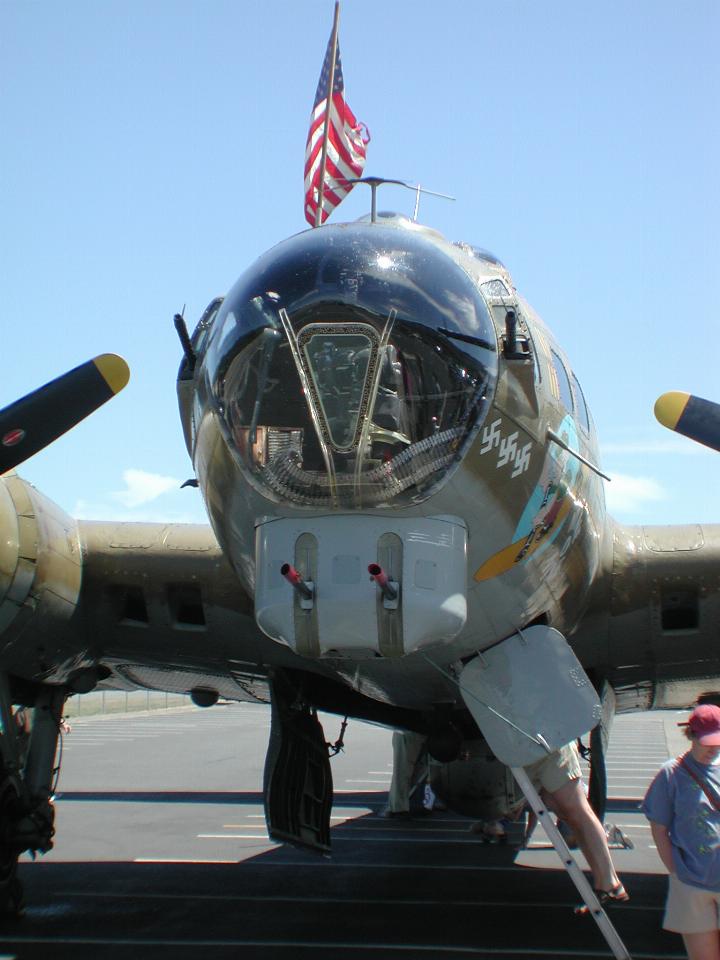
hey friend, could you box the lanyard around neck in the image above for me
[678,753,720,812]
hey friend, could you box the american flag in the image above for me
[304,31,369,226]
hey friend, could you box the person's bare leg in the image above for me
[549,778,621,892]
[682,930,720,960]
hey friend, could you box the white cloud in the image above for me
[111,469,181,508]
[605,473,666,515]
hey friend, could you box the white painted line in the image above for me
[333,789,386,794]
[604,777,655,782]
[221,825,269,830]
[343,779,391,784]
[198,833,277,840]
[134,858,240,863]
[62,738,138,743]
[223,816,356,827]
[607,760,666,764]
[217,825,481,836]
[607,745,667,750]
[606,762,669,767]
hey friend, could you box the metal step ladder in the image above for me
[425,625,633,960]
[511,765,631,959]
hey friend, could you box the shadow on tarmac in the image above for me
[0,809,686,960]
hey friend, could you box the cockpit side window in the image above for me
[571,373,591,433]
[480,280,537,378]
[178,297,225,383]
[192,297,224,360]
[550,350,574,413]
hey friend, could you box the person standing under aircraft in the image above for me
[643,705,720,960]
[383,730,442,817]
[383,730,426,817]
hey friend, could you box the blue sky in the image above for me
[1,0,718,527]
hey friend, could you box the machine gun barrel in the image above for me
[368,563,398,601]
[280,563,314,600]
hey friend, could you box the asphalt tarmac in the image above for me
[0,703,689,959]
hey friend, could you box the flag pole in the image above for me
[314,2,340,227]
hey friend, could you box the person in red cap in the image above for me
[643,704,720,960]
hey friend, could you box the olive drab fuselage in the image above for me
[185,214,608,708]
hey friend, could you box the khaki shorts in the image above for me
[664,873,720,934]
[524,742,582,794]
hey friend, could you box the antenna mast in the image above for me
[343,177,455,222]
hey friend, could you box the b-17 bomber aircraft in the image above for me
[1,204,719,913]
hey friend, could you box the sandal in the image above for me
[574,883,629,915]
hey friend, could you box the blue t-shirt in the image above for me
[643,753,720,891]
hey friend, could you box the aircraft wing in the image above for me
[1,475,348,706]
[572,518,720,706]
[1,469,431,728]
[1,475,236,696]
[75,518,274,703]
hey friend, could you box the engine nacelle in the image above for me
[0,473,82,675]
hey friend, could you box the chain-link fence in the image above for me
[64,690,191,717]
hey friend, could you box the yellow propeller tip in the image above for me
[654,391,690,431]
[93,354,130,395]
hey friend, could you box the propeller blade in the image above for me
[0,354,130,473]
[654,391,720,453]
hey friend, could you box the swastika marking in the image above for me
[480,418,502,454]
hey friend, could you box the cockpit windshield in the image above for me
[203,221,498,508]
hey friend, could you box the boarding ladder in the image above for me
[426,625,632,960]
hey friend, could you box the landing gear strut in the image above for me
[0,676,66,915]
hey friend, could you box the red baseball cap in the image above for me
[682,705,720,746]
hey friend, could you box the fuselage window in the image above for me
[524,323,542,384]
[571,373,591,433]
[480,278,510,298]
[192,297,224,360]
[550,351,574,412]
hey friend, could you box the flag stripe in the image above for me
[304,34,368,225]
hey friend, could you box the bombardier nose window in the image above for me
[301,327,375,450]
[205,221,499,508]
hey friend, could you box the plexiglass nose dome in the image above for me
[204,218,498,508]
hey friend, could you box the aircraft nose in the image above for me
[203,222,499,509]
